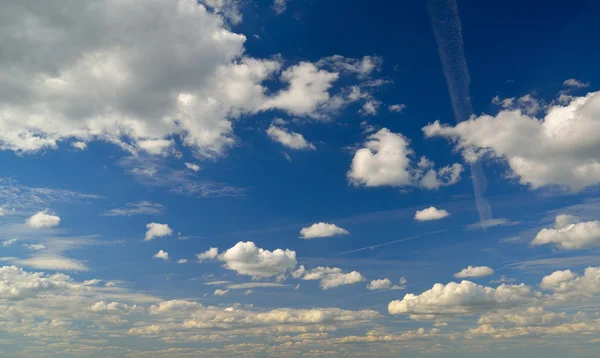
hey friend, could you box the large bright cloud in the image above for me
[299,222,349,239]
[423,91,600,190]
[388,280,535,316]
[217,241,297,278]
[532,215,600,250]
[348,129,463,189]
[540,267,600,300]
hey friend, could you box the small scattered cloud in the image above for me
[145,223,173,241]
[563,78,590,88]
[26,210,61,229]
[23,244,46,251]
[2,238,17,247]
[299,222,349,239]
[184,163,200,172]
[389,104,406,113]
[267,124,315,150]
[197,248,219,262]
[153,250,169,261]
[213,289,229,296]
[177,259,188,264]
[454,266,495,278]
[414,207,449,222]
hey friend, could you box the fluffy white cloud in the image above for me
[454,266,495,278]
[197,247,219,262]
[213,289,229,296]
[532,215,600,250]
[564,78,590,88]
[184,163,200,172]
[388,280,535,316]
[145,223,173,241]
[103,201,164,216]
[26,210,61,229]
[300,267,365,289]
[0,265,76,299]
[267,125,315,150]
[360,100,381,116]
[414,207,450,221]
[217,241,297,278]
[367,278,392,290]
[153,250,169,261]
[423,91,600,190]
[348,129,463,189]
[2,238,17,247]
[540,267,600,300]
[389,104,406,113]
[177,259,188,264]
[299,222,349,239]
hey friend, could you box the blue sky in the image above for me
[1,0,600,356]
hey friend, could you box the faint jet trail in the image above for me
[338,229,446,256]
[427,0,493,226]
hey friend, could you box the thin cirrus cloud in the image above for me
[102,201,165,216]
[414,207,450,221]
[299,222,349,239]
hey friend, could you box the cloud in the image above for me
[267,125,315,150]
[0,265,77,299]
[2,238,17,247]
[423,91,600,191]
[177,259,188,264]
[145,223,173,241]
[272,0,289,14]
[316,55,382,79]
[367,278,392,290]
[299,223,349,239]
[102,201,165,216]
[564,78,590,88]
[389,104,406,113]
[25,210,61,229]
[359,100,381,116]
[300,266,365,289]
[0,255,88,271]
[532,215,600,250]
[540,267,600,300]
[388,280,535,316]
[197,248,219,262]
[23,244,46,251]
[454,266,495,278]
[465,218,520,231]
[217,242,297,278]
[184,163,200,172]
[213,289,229,296]
[348,128,463,189]
[226,283,290,290]
[153,250,169,261]
[414,207,450,221]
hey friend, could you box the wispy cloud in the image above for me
[102,201,165,216]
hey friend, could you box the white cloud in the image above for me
[103,201,164,216]
[423,91,600,191]
[184,163,200,172]
[267,125,315,150]
[465,218,520,231]
[564,78,590,88]
[71,141,87,150]
[145,223,173,241]
[0,255,88,271]
[217,241,297,278]
[414,207,450,221]
[454,266,495,278]
[177,259,188,264]
[389,104,406,113]
[348,128,463,189]
[2,238,17,247]
[359,100,381,116]
[532,215,600,250]
[153,250,169,261]
[26,210,61,229]
[226,283,289,290]
[367,278,392,290]
[0,265,76,299]
[540,267,600,300]
[197,248,219,262]
[316,55,382,79]
[23,244,46,251]
[388,280,535,316]
[299,222,349,239]
[213,289,229,296]
[272,0,289,14]
[301,267,365,289]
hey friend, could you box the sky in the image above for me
[1,0,600,357]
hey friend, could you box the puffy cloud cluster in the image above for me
[26,210,61,229]
[367,277,407,290]
[217,242,297,278]
[0,265,76,299]
[298,266,365,289]
[348,129,463,189]
[299,222,349,239]
[267,124,315,150]
[388,280,535,316]
[197,247,219,261]
[540,267,600,300]
[454,266,495,278]
[532,215,600,250]
[423,91,600,190]
[414,207,450,221]
[145,223,173,241]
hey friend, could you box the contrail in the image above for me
[427,0,493,226]
[338,229,446,256]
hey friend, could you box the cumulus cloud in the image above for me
[213,289,229,296]
[532,215,600,250]
[414,207,450,221]
[367,278,392,290]
[177,259,188,264]
[564,78,590,88]
[299,223,349,239]
[348,129,463,189]
[540,267,600,300]
[300,266,365,289]
[454,266,495,278]
[184,163,200,172]
[153,250,169,261]
[103,201,164,216]
[26,210,61,229]
[0,265,76,299]
[267,125,315,150]
[423,91,600,190]
[197,248,219,262]
[388,280,535,316]
[145,223,173,241]
[217,242,297,278]
[389,104,406,113]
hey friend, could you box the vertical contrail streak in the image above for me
[427,0,493,225]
